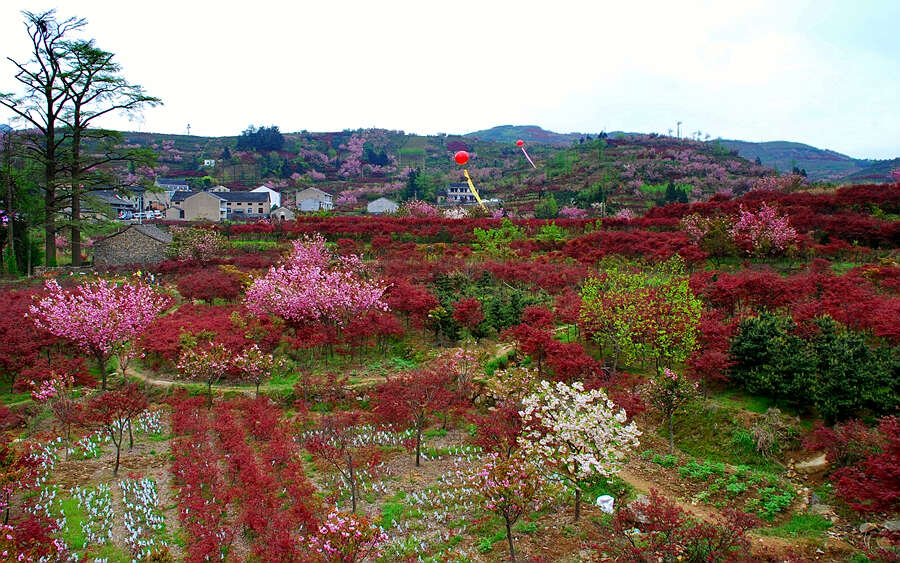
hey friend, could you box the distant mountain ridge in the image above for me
[464,125,587,146]
[714,139,875,182]
[463,126,896,183]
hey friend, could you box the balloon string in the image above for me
[463,169,487,211]
[521,147,537,169]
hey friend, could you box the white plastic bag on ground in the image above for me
[596,494,614,513]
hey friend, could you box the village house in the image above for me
[367,197,399,214]
[270,207,296,221]
[296,187,333,211]
[251,185,282,207]
[445,182,477,204]
[154,177,190,192]
[167,191,270,222]
[93,224,172,266]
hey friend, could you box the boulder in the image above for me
[796,453,829,474]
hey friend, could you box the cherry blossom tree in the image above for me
[232,344,282,398]
[470,453,550,562]
[176,342,230,408]
[647,368,698,454]
[29,371,82,459]
[28,278,170,390]
[397,199,440,218]
[168,227,226,261]
[519,380,641,521]
[244,234,388,327]
[729,202,797,256]
[303,510,388,562]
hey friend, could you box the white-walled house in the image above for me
[251,185,281,207]
[295,187,333,211]
[367,197,399,214]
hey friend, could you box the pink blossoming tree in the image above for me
[232,343,283,397]
[176,342,231,408]
[303,510,388,562]
[470,453,550,562]
[29,278,170,390]
[729,202,797,256]
[244,234,388,327]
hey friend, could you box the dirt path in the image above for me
[617,465,854,560]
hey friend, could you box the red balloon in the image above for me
[516,139,524,147]
[454,150,469,165]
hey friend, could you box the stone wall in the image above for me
[93,229,170,267]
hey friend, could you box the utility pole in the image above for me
[677,121,682,139]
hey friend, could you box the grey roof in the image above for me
[171,190,202,203]
[100,224,172,245]
[171,190,269,204]
[218,191,269,203]
[156,177,190,186]
[86,190,136,207]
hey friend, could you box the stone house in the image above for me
[367,197,399,214]
[296,187,333,211]
[93,224,172,267]
[270,207,296,221]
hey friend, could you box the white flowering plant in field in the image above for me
[518,380,641,520]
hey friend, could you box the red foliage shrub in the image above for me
[384,278,439,327]
[17,353,93,392]
[804,418,890,468]
[0,404,24,430]
[593,489,762,562]
[829,416,900,514]
[469,400,523,458]
[0,289,59,393]
[452,297,484,331]
[140,304,281,368]
[176,267,243,302]
[687,310,736,384]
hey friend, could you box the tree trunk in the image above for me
[44,187,56,267]
[415,426,422,467]
[207,381,213,409]
[70,117,82,266]
[505,516,517,562]
[128,418,134,450]
[574,488,581,522]
[255,381,260,399]
[113,438,121,476]
[668,412,675,455]
[97,355,107,390]
[348,455,357,513]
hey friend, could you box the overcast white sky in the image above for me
[1,1,898,159]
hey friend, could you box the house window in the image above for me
[258,207,263,213]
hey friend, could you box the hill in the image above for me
[715,139,871,183]
[464,125,587,146]
[838,157,900,184]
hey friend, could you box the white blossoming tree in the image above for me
[519,380,641,521]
